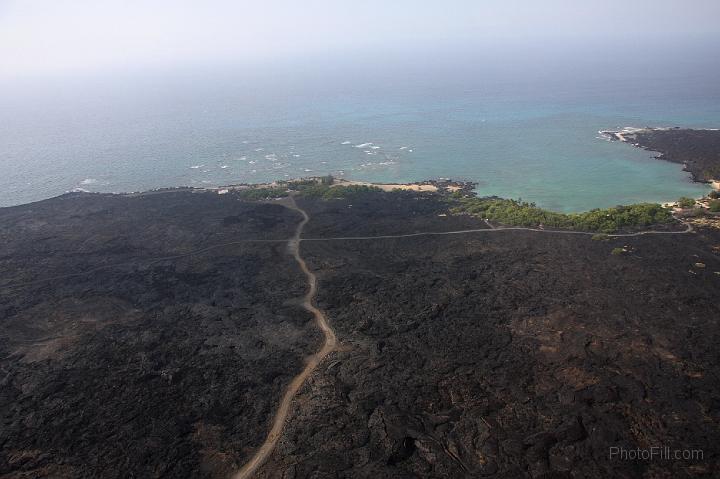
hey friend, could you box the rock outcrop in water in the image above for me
[603,128,720,184]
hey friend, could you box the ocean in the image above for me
[2,43,719,211]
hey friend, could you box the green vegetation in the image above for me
[299,184,382,200]
[677,197,696,209]
[709,199,720,212]
[284,175,334,191]
[708,190,719,199]
[235,187,289,200]
[611,247,626,256]
[235,178,383,201]
[234,182,677,233]
[285,179,320,190]
[449,197,673,233]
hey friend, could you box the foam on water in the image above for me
[1,55,719,210]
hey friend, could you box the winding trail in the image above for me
[0,199,708,477]
[301,220,694,242]
[233,196,338,479]
[0,220,696,291]
[231,216,698,478]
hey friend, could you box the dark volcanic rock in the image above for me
[296,192,488,239]
[2,189,720,478]
[255,193,720,479]
[0,191,321,478]
[619,128,720,183]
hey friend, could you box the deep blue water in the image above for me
[2,44,719,211]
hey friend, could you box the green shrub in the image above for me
[591,233,610,241]
[449,197,672,233]
[708,190,719,199]
[677,197,696,209]
[611,247,626,256]
[709,199,720,212]
[287,179,320,190]
[236,187,288,200]
[322,185,381,199]
[299,184,382,200]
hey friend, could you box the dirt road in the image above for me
[232,196,338,479]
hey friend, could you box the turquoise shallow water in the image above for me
[1,54,718,211]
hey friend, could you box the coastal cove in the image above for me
[5,4,720,478]
[2,62,719,211]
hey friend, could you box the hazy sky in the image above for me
[1,0,719,77]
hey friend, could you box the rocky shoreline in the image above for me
[601,127,720,188]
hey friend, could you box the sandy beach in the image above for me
[332,178,438,192]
